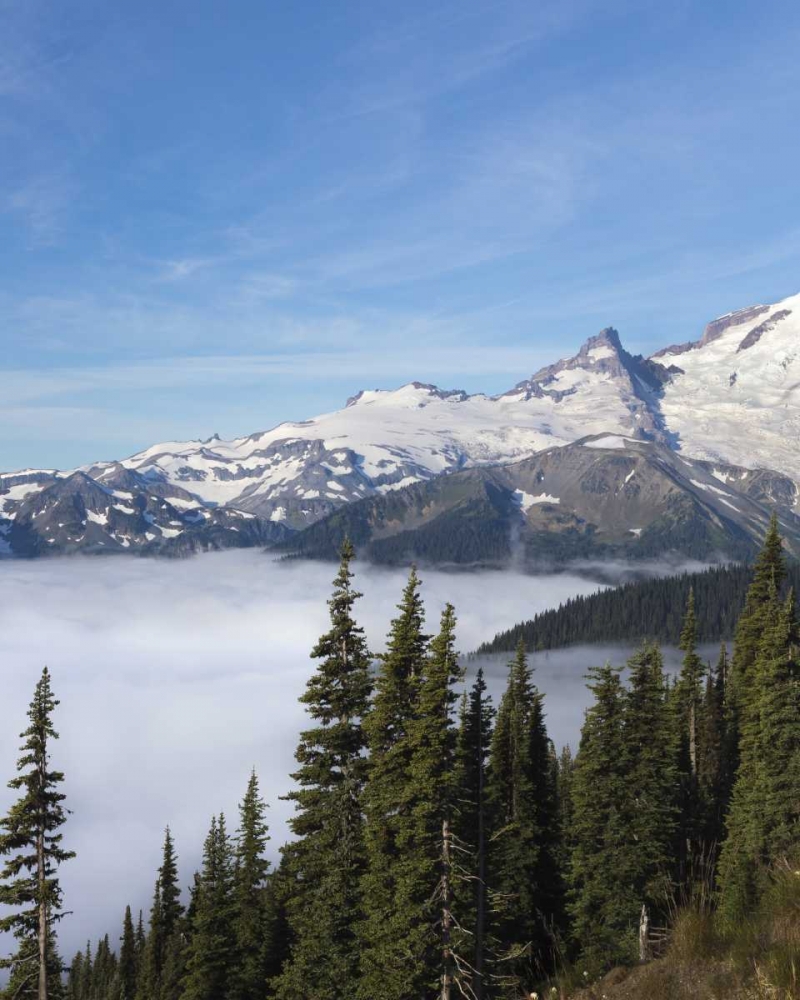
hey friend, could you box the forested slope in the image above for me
[478,559,800,653]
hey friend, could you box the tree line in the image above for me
[0,520,798,999]
[478,558,800,654]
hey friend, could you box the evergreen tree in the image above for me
[357,568,431,1000]
[79,943,92,1000]
[183,815,236,1000]
[0,667,74,1000]
[261,860,292,994]
[92,935,117,999]
[275,541,373,1000]
[760,591,800,863]
[135,911,146,977]
[696,644,727,866]
[404,604,463,999]
[568,663,631,969]
[726,515,787,790]
[622,644,679,917]
[718,582,800,919]
[65,950,84,1000]
[453,669,494,1000]
[227,771,270,1000]
[136,829,184,1000]
[119,906,138,1000]
[555,745,575,874]
[482,641,562,992]
[673,590,707,893]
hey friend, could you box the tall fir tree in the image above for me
[759,590,800,863]
[555,744,575,875]
[358,568,431,1000]
[695,644,727,866]
[453,669,494,1000]
[275,540,373,1000]
[486,640,561,994]
[227,771,270,1000]
[718,580,800,920]
[119,906,138,1000]
[404,604,464,999]
[622,644,679,918]
[183,815,236,1000]
[136,829,184,1000]
[673,590,707,893]
[0,667,74,1000]
[725,515,786,794]
[568,663,632,969]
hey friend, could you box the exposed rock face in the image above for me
[278,435,800,567]
[737,309,791,352]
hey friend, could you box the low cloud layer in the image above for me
[0,552,698,956]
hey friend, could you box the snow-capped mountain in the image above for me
[2,290,799,559]
[655,294,800,480]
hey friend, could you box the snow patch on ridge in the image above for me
[513,490,560,511]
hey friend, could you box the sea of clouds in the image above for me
[0,551,711,957]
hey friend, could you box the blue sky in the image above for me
[3,0,800,470]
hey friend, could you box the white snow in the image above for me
[587,345,616,361]
[583,435,637,450]
[86,510,109,526]
[63,371,656,509]
[629,528,643,536]
[624,469,636,483]
[269,507,287,522]
[657,292,800,487]
[513,490,560,511]
[689,479,732,497]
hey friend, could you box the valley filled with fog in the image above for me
[0,552,715,956]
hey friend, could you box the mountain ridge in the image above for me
[3,290,799,560]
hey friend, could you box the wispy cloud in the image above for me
[4,173,74,246]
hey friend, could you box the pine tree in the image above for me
[275,541,373,1000]
[486,640,561,992]
[227,771,270,1000]
[622,644,679,918]
[65,950,84,1000]
[760,591,800,863]
[0,667,74,1000]
[78,943,92,1000]
[726,515,787,790]
[136,829,184,1000]
[119,906,138,1000]
[673,590,707,893]
[453,669,494,1000]
[718,582,800,919]
[135,911,146,977]
[555,745,575,873]
[357,568,431,1000]
[404,604,463,999]
[568,663,632,969]
[92,935,117,999]
[696,644,727,866]
[183,815,236,1000]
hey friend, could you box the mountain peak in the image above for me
[583,326,623,353]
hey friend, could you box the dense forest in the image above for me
[0,520,798,1000]
[478,559,800,654]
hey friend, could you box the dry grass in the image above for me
[559,866,800,1000]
